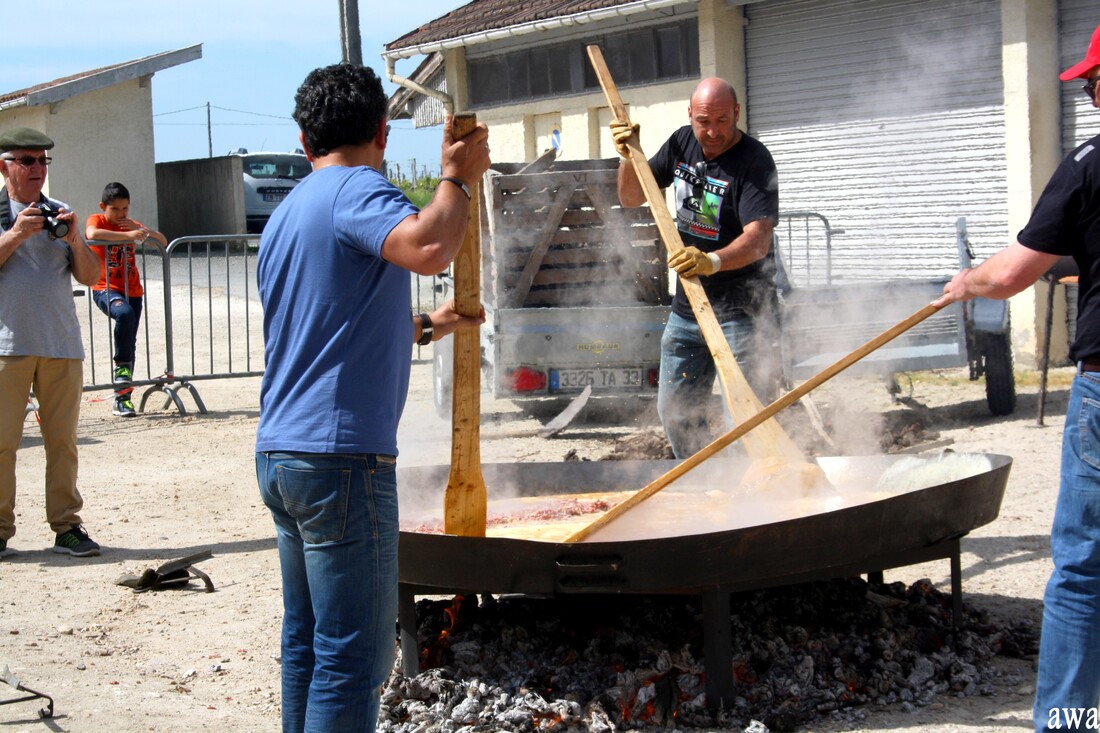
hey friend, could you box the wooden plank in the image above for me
[508,185,577,308]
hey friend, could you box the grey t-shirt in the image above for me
[0,196,84,359]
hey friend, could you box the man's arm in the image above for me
[381,117,491,276]
[58,210,101,285]
[714,218,774,271]
[934,241,1060,305]
[412,299,486,344]
[617,160,646,208]
[0,207,42,269]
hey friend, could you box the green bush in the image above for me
[395,175,440,210]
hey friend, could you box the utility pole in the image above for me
[206,102,213,158]
[339,0,362,65]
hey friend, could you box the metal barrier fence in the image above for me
[79,235,263,415]
[78,235,443,416]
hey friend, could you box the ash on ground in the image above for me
[379,578,1036,733]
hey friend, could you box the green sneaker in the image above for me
[53,525,101,557]
[112,364,133,385]
[113,396,137,418]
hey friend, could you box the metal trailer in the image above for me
[432,158,671,416]
[778,215,1016,416]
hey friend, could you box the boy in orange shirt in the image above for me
[85,182,167,417]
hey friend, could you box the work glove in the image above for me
[668,246,721,278]
[609,118,639,158]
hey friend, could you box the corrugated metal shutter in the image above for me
[745,0,1006,285]
[1060,0,1097,154]
[1058,0,1095,346]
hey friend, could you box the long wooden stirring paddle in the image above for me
[587,45,812,468]
[565,302,944,542]
[444,114,488,536]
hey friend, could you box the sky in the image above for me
[1,1,466,176]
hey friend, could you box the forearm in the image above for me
[0,229,25,270]
[714,221,773,271]
[936,242,1058,305]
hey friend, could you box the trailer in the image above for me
[432,158,671,416]
[777,214,1016,416]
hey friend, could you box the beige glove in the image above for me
[668,246,721,278]
[609,118,639,158]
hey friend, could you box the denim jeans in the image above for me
[1033,368,1100,732]
[256,451,400,733]
[92,289,142,367]
[657,310,761,459]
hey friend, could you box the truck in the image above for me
[432,160,1016,420]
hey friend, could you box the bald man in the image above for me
[614,77,781,459]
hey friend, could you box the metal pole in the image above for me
[339,0,363,65]
[206,102,213,158]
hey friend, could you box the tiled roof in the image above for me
[385,0,641,53]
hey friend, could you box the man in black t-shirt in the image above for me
[614,77,780,459]
[935,24,1100,733]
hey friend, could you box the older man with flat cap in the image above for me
[0,127,102,558]
[935,23,1100,732]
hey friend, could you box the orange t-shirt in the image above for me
[85,213,144,297]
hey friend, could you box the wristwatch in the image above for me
[416,313,433,346]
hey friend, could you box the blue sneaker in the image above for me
[53,525,101,557]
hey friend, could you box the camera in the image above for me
[36,201,70,239]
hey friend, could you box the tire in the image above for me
[981,333,1016,416]
[432,339,453,420]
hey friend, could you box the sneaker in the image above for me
[53,525,101,557]
[113,396,137,418]
[112,365,133,385]
[0,537,10,558]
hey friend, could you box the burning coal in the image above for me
[378,577,1035,732]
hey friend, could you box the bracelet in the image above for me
[416,312,433,346]
[439,176,471,200]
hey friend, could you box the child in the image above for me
[85,182,167,417]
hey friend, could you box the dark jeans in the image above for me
[92,290,143,367]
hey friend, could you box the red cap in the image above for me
[1061,24,1100,81]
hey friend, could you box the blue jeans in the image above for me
[657,310,762,459]
[1033,368,1100,732]
[256,452,400,733]
[92,289,142,367]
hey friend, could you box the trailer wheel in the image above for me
[432,339,453,420]
[982,333,1016,416]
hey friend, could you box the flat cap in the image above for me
[0,127,55,152]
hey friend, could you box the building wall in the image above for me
[0,78,159,233]
[155,156,244,242]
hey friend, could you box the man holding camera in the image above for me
[0,127,102,558]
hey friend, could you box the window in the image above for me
[469,18,698,108]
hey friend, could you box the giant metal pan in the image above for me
[396,453,1011,706]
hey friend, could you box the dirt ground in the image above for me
[0,353,1074,733]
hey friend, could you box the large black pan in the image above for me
[396,453,1011,707]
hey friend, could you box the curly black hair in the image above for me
[293,63,386,158]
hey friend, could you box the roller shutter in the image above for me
[745,0,1006,285]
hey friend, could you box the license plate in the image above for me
[262,192,287,202]
[552,368,644,390]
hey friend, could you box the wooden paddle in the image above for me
[565,302,944,542]
[586,45,806,464]
[444,113,488,536]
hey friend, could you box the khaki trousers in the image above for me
[0,356,84,541]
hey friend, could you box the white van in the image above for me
[233,150,311,233]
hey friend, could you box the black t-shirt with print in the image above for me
[649,125,779,322]
[1017,132,1100,362]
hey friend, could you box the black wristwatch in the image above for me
[416,313,433,346]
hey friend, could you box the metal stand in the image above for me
[0,665,54,719]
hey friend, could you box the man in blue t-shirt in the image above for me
[935,24,1100,733]
[255,63,489,733]
[614,77,781,459]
